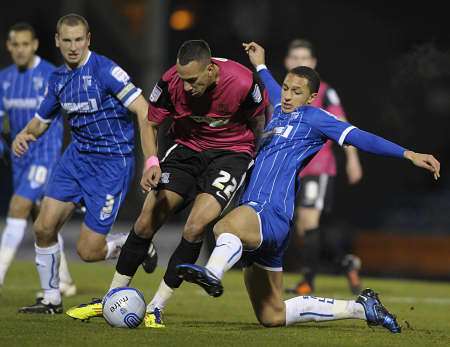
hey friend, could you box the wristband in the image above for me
[145,155,159,171]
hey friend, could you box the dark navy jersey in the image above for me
[36,51,141,157]
[0,56,63,161]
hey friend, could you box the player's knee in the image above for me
[134,215,154,238]
[183,221,205,242]
[213,218,237,238]
[257,307,285,328]
[76,243,104,262]
[33,218,57,243]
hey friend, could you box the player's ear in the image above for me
[55,33,60,48]
[207,63,214,75]
[32,38,39,52]
[86,32,91,46]
[307,92,318,104]
[6,39,11,53]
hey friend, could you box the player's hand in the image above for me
[404,150,441,180]
[346,156,363,184]
[242,42,266,68]
[12,132,36,157]
[140,166,162,193]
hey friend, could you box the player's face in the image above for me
[56,24,90,68]
[176,60,214,97]
[284,47,317,70]
[7,30,38,69]
[281,73,317,113]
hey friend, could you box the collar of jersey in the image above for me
[65,50,92,71]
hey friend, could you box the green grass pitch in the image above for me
[1,261,449,346]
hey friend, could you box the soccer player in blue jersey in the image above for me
[0,22,76,297]
[13,14,151,314]
[177,42,440,332]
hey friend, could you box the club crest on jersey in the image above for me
[149,84,162,103]
[82,75,92,89]
[2,81,11,91]
[57,83,64,93]
[32,77,44,91]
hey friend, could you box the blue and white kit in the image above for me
[240,66,406,270]
[0,56,63,202]
[35,51,140,233]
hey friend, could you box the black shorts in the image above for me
[158,144,253,210]
[297,174,334,212]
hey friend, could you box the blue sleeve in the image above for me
[101,61,142,107]
[35,74,60,123]
[344,128,406,158]
[257,68,282,107]
[309,108,356,144]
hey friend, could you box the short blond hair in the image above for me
[56,13,90,34]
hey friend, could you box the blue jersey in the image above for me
[36,51,140,157]
[0,56,63,162]
[240,68,356,221]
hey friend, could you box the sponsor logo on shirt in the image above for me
[190,115,230,128]
[3,97,44,110]
[61,98,99,113]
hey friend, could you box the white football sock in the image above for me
[35,243,61,305]
[109,271,132,291]
[57,233,73,285]
[0,217,27,284]
[147,280,173,312]
[285,296,366,326]
[105,232,129,260]
[205,232,243,279]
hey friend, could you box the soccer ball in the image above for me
[102,287,146,328]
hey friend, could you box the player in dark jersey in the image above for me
[283,39,363,295]
[176,41,439,333]
[66,39,268,326]
[14,14,150,314]
[0,22,76,297]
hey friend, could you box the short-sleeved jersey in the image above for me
[300,81,346,177]
[148,58,268,156]
[240,105,355,221]
[0,57,63,162]
[36,51,140,157]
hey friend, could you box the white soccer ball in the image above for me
[102,287,146,328]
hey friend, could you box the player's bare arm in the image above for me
[403,150,440,180]
[12,117,49,157]
[127,95,160,191]
[248,112,266,151]
[128,95,152,158]
[140,119,161,192]
[344,145,363,184]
